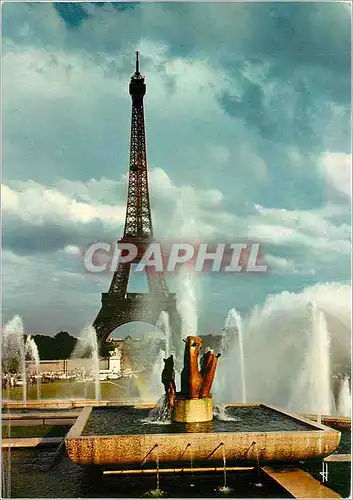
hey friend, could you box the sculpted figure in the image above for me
[161,354,176,408]
[199,348,221,398]
[180,336,203,398]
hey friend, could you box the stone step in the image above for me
[2,418,76,426]
[2,411,79,419]
[262,466,340,498]
[324,454,351,462]
[2,437,63,448]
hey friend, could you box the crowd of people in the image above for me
[2,373,18,390]
[2,368,100,390]
[1,373,41,389]
[2,371,65,390]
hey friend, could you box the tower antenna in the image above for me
[136,51,140,74]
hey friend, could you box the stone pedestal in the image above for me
[173,397,213,423]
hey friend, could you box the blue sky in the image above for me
[2,2,351,336]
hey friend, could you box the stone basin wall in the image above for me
[65,405,341,466]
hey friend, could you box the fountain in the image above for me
[2,316,28,499]
[309,302,332,421]
[176,267,199,343]
[149,349,167,400]
[226,310,247,404]
[216,444,232,494]
[25,335,41,400]
[337,375,351,417]
[156,311,172,358]
[65,333,341,470]
[71,326,101,401]
[232,283,351,414]
[215,309,247,404]
[3,315,27,407]
[148,311,173,400]
[253,442,263,488]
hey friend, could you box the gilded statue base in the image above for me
[173,396,213,423]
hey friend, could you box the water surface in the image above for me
[83,405,318,436]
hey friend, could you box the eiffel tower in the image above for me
[93,52,181,352]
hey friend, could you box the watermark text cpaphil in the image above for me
[82,241,268,274]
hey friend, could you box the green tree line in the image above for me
[28,332,114,360]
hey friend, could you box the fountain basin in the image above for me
[173,397,213,423]
[65,404,340,466]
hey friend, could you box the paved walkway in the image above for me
[2,411,80,419]
[324,454,351,462]
[302,414,351,429]
[2,399,154,409]
[2,437,63,448]
[262,466,341,498]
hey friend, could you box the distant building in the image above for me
[26,358,109,374]
[25,333,179,377]
[108,347,122,374]
[110,338,125,351]
[144,331,163,342]
[120,336,146,372]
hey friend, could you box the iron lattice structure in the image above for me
[93,53,180,350]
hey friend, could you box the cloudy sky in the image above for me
[2,2,351,337]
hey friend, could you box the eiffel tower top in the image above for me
[129,51,146,98]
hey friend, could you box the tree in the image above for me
[31,332,77,360]
[27,332,112,360]
[2,356,19,374]
[53,331,77,359]
[100,340,114,359]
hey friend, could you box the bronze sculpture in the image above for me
[180,336,204,398]
[199,348,221,398]
[176,336,221,399]
[161,355,176,408]
[162,336,221,414]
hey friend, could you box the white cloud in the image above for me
[320,152,351,197]
[148,168,177,199]
[56,177,125,204]
[249,203,351,255]
[248,223,297,244]
[3,162,350,270]
[2,169,234,252]
[2,250,29,266]
[2,38,270,204]
[1,184,19,211]
[62,245,81,255]
[2,181,126,226]
[149,168,232,239]
[266,254,316,276]
[2,249,101,334]
[3,45,124,101]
